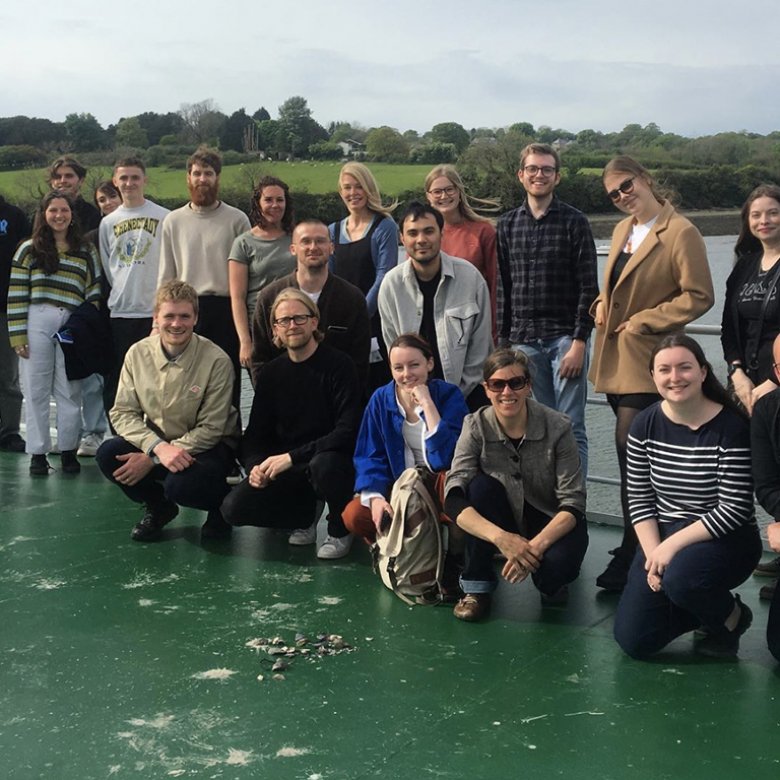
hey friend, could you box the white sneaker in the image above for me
[288,521,318,546]
[317,533,353,560]
[77,433,103,457]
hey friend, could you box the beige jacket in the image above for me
[111,333,240,454]
[589,202,714,395]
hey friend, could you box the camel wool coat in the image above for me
[589,201,714,395]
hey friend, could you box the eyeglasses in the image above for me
[607,177,635,202]
[273,314,315,328]
[522,165,557,177]
[428,186,457,198]
[484,376,529,393]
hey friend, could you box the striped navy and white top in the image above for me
[626,403,755,538]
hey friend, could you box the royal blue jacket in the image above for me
[353,378,469,498]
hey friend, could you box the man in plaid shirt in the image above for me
[496,143,598,474]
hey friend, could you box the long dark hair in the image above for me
[31,190,84,275]
[649,333,746,419]
[734,183,780,259]
[250,176,294,233]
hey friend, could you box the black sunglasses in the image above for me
[484,376,529,392]
[607,177,635,202]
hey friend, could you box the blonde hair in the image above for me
[270,287,324,348]
[155,279,199,316]
[603,155,676,206]
[424,164,499,223]
[338,162,396,218]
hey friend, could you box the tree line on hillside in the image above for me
[2,96,779,215]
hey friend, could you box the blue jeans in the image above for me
[460,473,589,596]
[513,336,589,476]
[614,521,761,659]
[80,373,108,437]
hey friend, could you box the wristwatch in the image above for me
[727,362,743,377]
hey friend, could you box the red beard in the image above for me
[188,181,218,207]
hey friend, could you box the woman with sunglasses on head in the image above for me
[614,334,760,659]
[229,177,294,376]
[444,348,588,621]
[590,156,714,593]
[425,165,498,337]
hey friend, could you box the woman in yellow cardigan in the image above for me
[589,156,714,592]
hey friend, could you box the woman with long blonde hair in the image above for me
[330,161,399,389]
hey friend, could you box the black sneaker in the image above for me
[200,510,233,541]
[696,594,753,659]
[30,454,51,476]
[596,548,633,592]
[541,584,569,606]
[760,579,777,601]
[754,556,780,577]
[60,450,81,474]
[0,434,26,453]
[131,502,179,542]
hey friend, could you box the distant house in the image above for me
[337,139,366,159]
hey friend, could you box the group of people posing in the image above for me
[2,143,779,664]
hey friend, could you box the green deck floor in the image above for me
[2,451,779,779]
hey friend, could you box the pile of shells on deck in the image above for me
[246,633,355,680]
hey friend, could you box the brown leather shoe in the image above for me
[453,593,491,622]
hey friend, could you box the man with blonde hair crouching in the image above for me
[222,287,362,559]
[96,280,239,542]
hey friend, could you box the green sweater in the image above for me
[7,239,101,347]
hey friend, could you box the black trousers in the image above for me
[196,296,241,411]
[96,436,233,514]
[221,451,355,537]
[104,317,153,416]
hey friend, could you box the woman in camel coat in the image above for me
[589,155,714,592]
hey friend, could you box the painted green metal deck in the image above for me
[2,450,779,780]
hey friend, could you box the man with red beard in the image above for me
[158,147,250,406]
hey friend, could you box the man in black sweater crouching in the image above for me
[222,287,362,559]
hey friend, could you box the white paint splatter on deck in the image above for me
[127,714,175,729]
[226,748,253,765]
[32,578,65,590]
[276,746,311,757]
[122,572,180,590]
[191,668,237,681]
[318,596,342,606]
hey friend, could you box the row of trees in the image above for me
[2,97,779,215]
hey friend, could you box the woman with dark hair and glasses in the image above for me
[444,348,588,621]
[614,334,760,659]
[589,155,714,593]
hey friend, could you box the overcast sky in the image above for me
[3,0,778,137]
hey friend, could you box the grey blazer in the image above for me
[445,399,586,533]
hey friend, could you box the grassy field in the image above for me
[0,161,433,202]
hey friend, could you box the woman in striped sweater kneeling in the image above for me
[614,333,761,659]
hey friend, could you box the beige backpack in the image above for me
[371,467,445,605]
